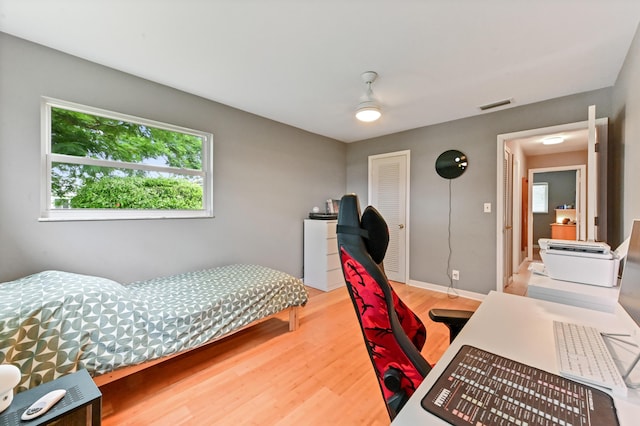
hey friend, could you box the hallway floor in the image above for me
[503,260,534,296]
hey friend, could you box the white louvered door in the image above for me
[368,151,409,282]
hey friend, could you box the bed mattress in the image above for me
[0,264,308,391]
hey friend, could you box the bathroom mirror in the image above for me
[435,149,468,179]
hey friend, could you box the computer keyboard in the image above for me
[553,320,628,396]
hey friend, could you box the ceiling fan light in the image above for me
[356,103,382,122]
[355,71,382,122]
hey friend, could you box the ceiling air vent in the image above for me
[478,98,512,111]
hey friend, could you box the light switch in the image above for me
[484,203,491,213]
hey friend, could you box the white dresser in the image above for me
[303,219,345,291]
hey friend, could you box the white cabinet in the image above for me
[303,219,345,291]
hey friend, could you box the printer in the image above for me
[538,238,623,287]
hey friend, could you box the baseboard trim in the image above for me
[407,279,486,301]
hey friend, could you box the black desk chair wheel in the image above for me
[336,194,474,420]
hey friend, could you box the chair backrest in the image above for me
[336,194,431,419]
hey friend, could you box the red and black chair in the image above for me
[336,194,473,420]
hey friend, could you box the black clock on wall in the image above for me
[435,150,468,179]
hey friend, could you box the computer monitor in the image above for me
[613,220,640,386]
[619,220,640,327]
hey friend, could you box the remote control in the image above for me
[20,389,66,421]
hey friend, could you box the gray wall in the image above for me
[3,22,640,295]
[346,89,613,294]
[613,24,640,242]
[0,33,346,283]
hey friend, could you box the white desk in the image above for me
[528,272,620,313]
[392,291,640,426]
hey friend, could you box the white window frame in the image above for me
[40,97,214,221]
[532,182,548,214]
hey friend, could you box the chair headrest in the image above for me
[337,194,389,264]
[361,206,389,264]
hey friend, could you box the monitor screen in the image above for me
[619,220,640,326]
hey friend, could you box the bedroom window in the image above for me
[41,98,213,221]
[532,182,548,214]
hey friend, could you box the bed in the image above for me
[0,264,308,392]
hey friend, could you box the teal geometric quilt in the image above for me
[0,264,308,392]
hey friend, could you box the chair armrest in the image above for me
[428,309,474,343]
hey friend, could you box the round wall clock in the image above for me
[435,150,468,179]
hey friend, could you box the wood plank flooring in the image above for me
[99,283,481,425]
[503,260,533,296]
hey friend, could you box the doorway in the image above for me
[496,112,608,292]
[529,166,585,260]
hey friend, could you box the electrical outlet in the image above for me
[452,270,460,281]
[484,203,491,213]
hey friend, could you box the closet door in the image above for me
[368,151,410,282]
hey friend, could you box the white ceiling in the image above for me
[1,0,639,143]
[515,129,588,157]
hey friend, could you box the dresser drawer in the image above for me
[325,221,337,237]
[551,224,576,240]
[326,253,341,270]
[326,268,345,289]
[326,237,338,255]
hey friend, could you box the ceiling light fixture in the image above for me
[355,71,381,122]
[542,136,565,145]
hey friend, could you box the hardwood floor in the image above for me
[503,260,534,296]
[99,283,480,425]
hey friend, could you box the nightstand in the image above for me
[0,369,101,425]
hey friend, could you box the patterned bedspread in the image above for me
[0,264,308,391]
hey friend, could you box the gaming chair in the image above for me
[336,194,473,420]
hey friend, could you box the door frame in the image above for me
[368,150,411,282]
[527,165,586,260]
[496,120,593,292]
